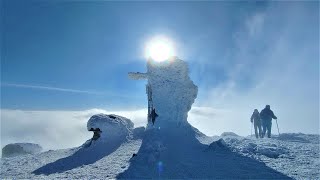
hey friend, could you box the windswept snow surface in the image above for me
[1,131,318,179]
[204,133,320,179]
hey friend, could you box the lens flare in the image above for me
[157,161,163,175]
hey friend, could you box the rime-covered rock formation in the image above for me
[147,57,198,127]
[85,114,134,145]
[129,57,198,128]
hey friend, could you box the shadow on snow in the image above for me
[33,123,292,179]
[117,123,292,179]
[32,139,122,175]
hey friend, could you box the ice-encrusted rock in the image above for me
[128,57,197,128]
[87,114,134,142]
[2,143,42,158]
[147,57,198,127]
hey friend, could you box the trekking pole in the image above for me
[251,122,253,137]
[275,119,280,136]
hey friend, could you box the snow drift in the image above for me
[2,143,42,158]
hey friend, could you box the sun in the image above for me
[145,36,175,62]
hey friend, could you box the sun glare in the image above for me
[145,36,174,62]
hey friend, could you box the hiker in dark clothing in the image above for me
[92,128,102,141]
[260,105,277,138]
[251,109,262,138]
[150,108,158,125]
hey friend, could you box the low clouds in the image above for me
[1,107,239,153]
[0,109,147,153]
[1,100,319,154]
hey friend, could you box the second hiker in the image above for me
[260,105,277,138]
[250,109,262,138]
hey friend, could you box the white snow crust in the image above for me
[1,132,318,179]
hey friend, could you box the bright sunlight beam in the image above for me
[145,36,175,62]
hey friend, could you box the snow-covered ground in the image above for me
[1,129,318,179]
[202,133,320,180]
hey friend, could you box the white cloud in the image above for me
[0,109,148,153]
[1,99,318,155]
[0,106,248,154]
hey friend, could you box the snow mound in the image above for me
[86,114,134,142]
[276,133,319,144]
[2,143,42,158]
[223,137,289,158]
[132,126,146,139]
[221,132,239,137]
[32,114,137,175]
[220,134,319,179]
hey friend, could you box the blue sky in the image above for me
[1,1,319,141]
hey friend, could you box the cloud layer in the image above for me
[0,107,237,153]
[0,109,149,153]
[2,104,318,154]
